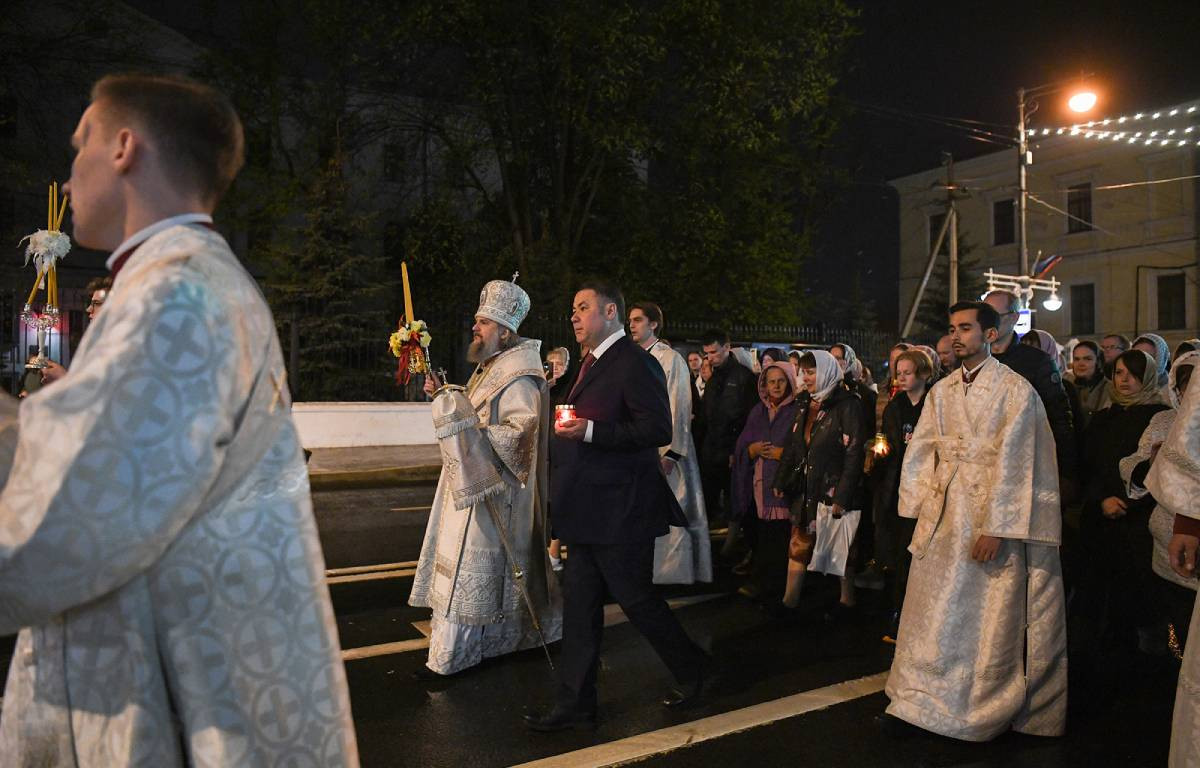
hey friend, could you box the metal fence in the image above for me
[2,290,895,400]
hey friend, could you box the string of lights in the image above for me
[1028,102,1199,146]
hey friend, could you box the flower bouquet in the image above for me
[390,319,432,385]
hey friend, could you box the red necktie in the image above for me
[567,353,596,402]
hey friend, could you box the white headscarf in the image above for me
[1168,350,1200,409]
[804,349,844,402]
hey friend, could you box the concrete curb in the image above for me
[309,464,442,491]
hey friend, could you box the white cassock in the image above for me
[409,339,562,674]
[1146,370,1200,767]
[647,340,712,584]
[0,224,358,766]
[885,356,1067,741]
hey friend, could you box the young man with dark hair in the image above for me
[697,327,758,558]
[0,73,358,765]
[629,301,712,585]
[879,299,1066,742]
[983,290,1077,492]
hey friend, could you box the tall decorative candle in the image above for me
[401,261,415,326]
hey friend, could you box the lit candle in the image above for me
[870,432,891,458]
[401,261,415,326]
[555,405,577,425]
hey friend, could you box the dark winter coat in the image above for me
[773,386,866,526]
[700,354,759,473]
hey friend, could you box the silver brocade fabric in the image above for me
[647,340,712,585]
[885,357,1067,741]
[1146,372,1200,767]
[409,340,561,667]
[0,225,358,766]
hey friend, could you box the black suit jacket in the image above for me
[550,334,685,544]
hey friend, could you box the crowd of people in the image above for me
[518,289,1200,755]
[6,68,1200,766]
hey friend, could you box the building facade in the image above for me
[892,103,1200,349]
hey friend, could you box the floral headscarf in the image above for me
[1133,333,1170,387]
[832,342,863,383]
[802,349,844,403]
[1109,349,1162,407]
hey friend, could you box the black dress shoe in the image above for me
[524,703,597,732]
[873,712,920,739]
[662,668,707,709]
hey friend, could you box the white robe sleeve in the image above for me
[0,267,236,633]
[483,376,542,485]
[897,386,941,520]
[656,347,692,459]
[1147,369,1200,521]
[981,376,1061,544]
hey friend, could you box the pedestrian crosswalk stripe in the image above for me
[508,671,888,768]
[340,594,723,662]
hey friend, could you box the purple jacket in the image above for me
[732,362,799,521]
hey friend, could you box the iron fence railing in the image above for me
[3,289,895,401]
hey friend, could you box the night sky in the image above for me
[821,0,1200,329]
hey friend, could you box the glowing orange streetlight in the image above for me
[1068,90,1099,113]
[1016,76,1098,278]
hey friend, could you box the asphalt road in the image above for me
[0,484,1183,767]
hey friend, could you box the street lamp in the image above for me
[1017,77,1097,285]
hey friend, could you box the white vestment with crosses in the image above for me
[0,224,358,767]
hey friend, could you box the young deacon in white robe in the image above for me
[1146,362,1200,767]
[410,279,562,675]
[883,300,1067,742]
[628,303,713,584]
[0,74,357,766]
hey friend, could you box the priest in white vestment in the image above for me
[411,278,562,674]
[1147,361,1200,767]
[628,302,712,584]
[0,74,358,766]
[882,300,1067,742]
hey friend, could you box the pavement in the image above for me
[307,444,442,490]
[0,465,1183,767]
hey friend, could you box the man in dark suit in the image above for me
[524,279,708,732]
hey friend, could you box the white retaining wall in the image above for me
[292,402,434,448]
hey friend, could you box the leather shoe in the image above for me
[662,668,707,709]
[873,712,919,739]
[524,703,597,732]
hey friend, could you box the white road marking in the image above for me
[509,671,889,768]
[327,568,417,585]
[326,561,419,577]
[341,594,724,662]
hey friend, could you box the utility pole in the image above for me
[947,153,958,305]
[1017,86,1029,282]
[901,153,959,338]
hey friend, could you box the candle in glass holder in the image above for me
[555,404,577,425]
[870,432,891,458]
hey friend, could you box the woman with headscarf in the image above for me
[1174,339,1200,362]
[1133,333,1171,388]
[1077,350,1171,685]
[732,362,800,601]
[773,350,866,615]
[1120,350,1200,656]
[1069,340,1111,430]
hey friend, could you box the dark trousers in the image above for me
[892,516,917,612]
[558,538,706,710]
[751,518,792,597]
[700,461,731,524]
